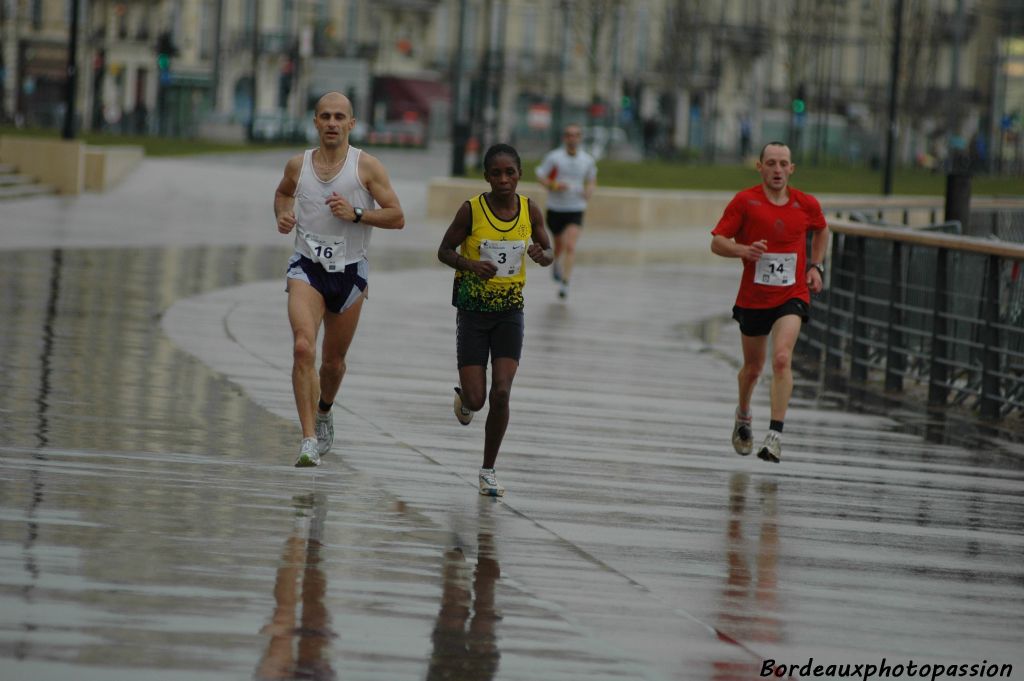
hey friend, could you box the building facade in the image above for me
[1,0,1022,169]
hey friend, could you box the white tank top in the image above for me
[293,146,376,265]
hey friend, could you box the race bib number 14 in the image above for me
[754,252,797,287]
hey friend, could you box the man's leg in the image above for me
[767,314,803,423]
[318,294,365,407]
[558,224,583,285]
[738,333,768,414]
[755,314,802,464]
[287,280,326,440]
[483,357,518,470]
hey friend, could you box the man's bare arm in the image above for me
[274,154,302,234]
[357,153,405,229]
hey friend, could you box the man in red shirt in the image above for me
[711,142,828,463]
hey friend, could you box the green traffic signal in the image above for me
[792,98,806,115]
[157,53,170,71]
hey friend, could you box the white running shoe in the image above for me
[732,408,753,456]
[757,430,782,463]
[558,281,569,299]
[479,468,505,497]
[315,411,334,455]
[294,437,321,468]
[454,387,473,426]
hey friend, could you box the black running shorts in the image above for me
[456,309,524,368]
[732,298,809,337]
[546,210,584,236]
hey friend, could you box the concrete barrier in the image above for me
[84,145,144,192]
[0,136,84,194]
[0,136,143,194]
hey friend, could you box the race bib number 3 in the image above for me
[302,231,346,272]
[479,240,526,277]
[755,252,797,287]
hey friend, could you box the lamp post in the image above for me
[882,0,904,195]
[62,0,81,139]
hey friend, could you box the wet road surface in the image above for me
[1,151,1023,680]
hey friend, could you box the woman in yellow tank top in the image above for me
[437,143,553,497]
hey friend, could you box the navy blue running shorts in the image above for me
[286,253,368,314]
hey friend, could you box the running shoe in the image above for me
[558,281,569,299]
[757,430,782,463]
[479,468,505,497]
[315,411,334,455]
[294,437,321,468]
[732,408,753,456]
[454,386,473,425]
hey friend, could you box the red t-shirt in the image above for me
[712,184,827,309]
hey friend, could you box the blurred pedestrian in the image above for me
[711,142,828,463]
[535,124,597,300]
[274,91,405,467]
[437,143,553,496]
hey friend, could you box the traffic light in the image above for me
[792,82,807,115]
[155,32,176,84]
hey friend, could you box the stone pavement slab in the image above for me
[160,258,1024,679]
[1,149,1022,680]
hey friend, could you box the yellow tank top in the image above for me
[452,193,532,312]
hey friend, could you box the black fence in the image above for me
[797,218,1024,421]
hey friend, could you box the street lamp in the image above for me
[62,0,81,139]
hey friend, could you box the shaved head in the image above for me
[315,92,353,117]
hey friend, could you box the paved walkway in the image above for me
[0,150,1022,680]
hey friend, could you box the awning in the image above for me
[373,76,450,121]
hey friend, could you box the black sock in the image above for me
[318,398,332,413]
[769,420,784,433]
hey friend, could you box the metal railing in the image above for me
[798,218,1024,420]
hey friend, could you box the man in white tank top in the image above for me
[273,92,405,467]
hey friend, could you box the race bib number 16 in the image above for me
[754,252,797,287]
[302,231,346,272]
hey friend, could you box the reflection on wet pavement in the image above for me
[710,474,780,681]
[255,493,336,681]
[427,511,501,681]
[3,244,1024,680]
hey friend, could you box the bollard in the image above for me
[943,165,971,233]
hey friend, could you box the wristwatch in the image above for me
[808,262,825,276]
[353,207,364,223]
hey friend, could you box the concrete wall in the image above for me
[426,177,736,229]
[425,178,1003,230]
[0,136,84,194]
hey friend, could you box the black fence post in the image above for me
[850,236,868,384]
[928,248,950,406]
[885,241,905,392]
[944,170,972,233]
[979,254,1001,420]
[824,232,843,387]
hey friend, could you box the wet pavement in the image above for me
[1,149,1023,680]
